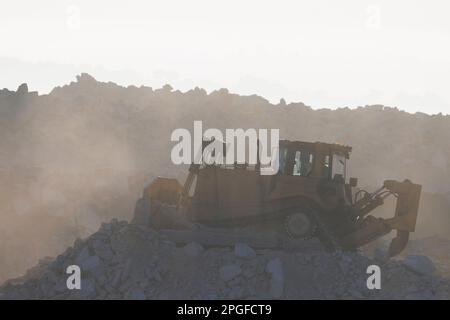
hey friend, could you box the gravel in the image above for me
[0,219,449,300]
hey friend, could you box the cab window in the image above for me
[278,145,289,174]
[293,151,314,176]
[332,154,346,179]
[322,155,330,178]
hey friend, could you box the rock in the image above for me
[404,290,434,300]
[227,286,245,299]
[234,243,256,259]
[125,287,146,300]
[54,277,69,293]
[403,255,436,276]
[16,83,28,94]
[183,242,204,257]
[145,267,163,282]
[266,258,283,275]
[96,247,114,262]
[76,73,97,84]
[74,246,91,265]
[78,277,96,298]
[79,255,101,271]
[348,288,364,299]
[100,222,112,233]
[374,248,388,262]
[266,258,284,299]
[219,264,242,282]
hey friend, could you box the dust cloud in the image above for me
[0,74,449,283]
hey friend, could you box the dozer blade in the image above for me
[384,180,421,256]
[340,216,392,250]
[341,179,421,256]
[388,230,409,257]
[383,179,422,232]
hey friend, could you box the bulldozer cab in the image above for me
[278,140,351,183]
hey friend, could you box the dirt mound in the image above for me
[1,220,449,300]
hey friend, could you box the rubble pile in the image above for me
[1,220,449,300]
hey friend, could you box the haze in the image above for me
[1,0,450,114]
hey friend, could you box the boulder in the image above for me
[16,83,28,94]
[234,243,256,259]
[266,258,284,299]
[79,255,101,272]
[183,242,204,257]
[403,255,436,276]
[219,264,242,282]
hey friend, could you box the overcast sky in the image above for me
[1,0,450,114]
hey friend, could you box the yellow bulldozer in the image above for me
[133,140,421,257]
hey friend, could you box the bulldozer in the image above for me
[133,140,421,257]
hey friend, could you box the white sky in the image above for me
[1,0,450,114]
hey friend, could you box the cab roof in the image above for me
[279,140,352,158]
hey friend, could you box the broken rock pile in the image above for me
[0,219,449,300]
